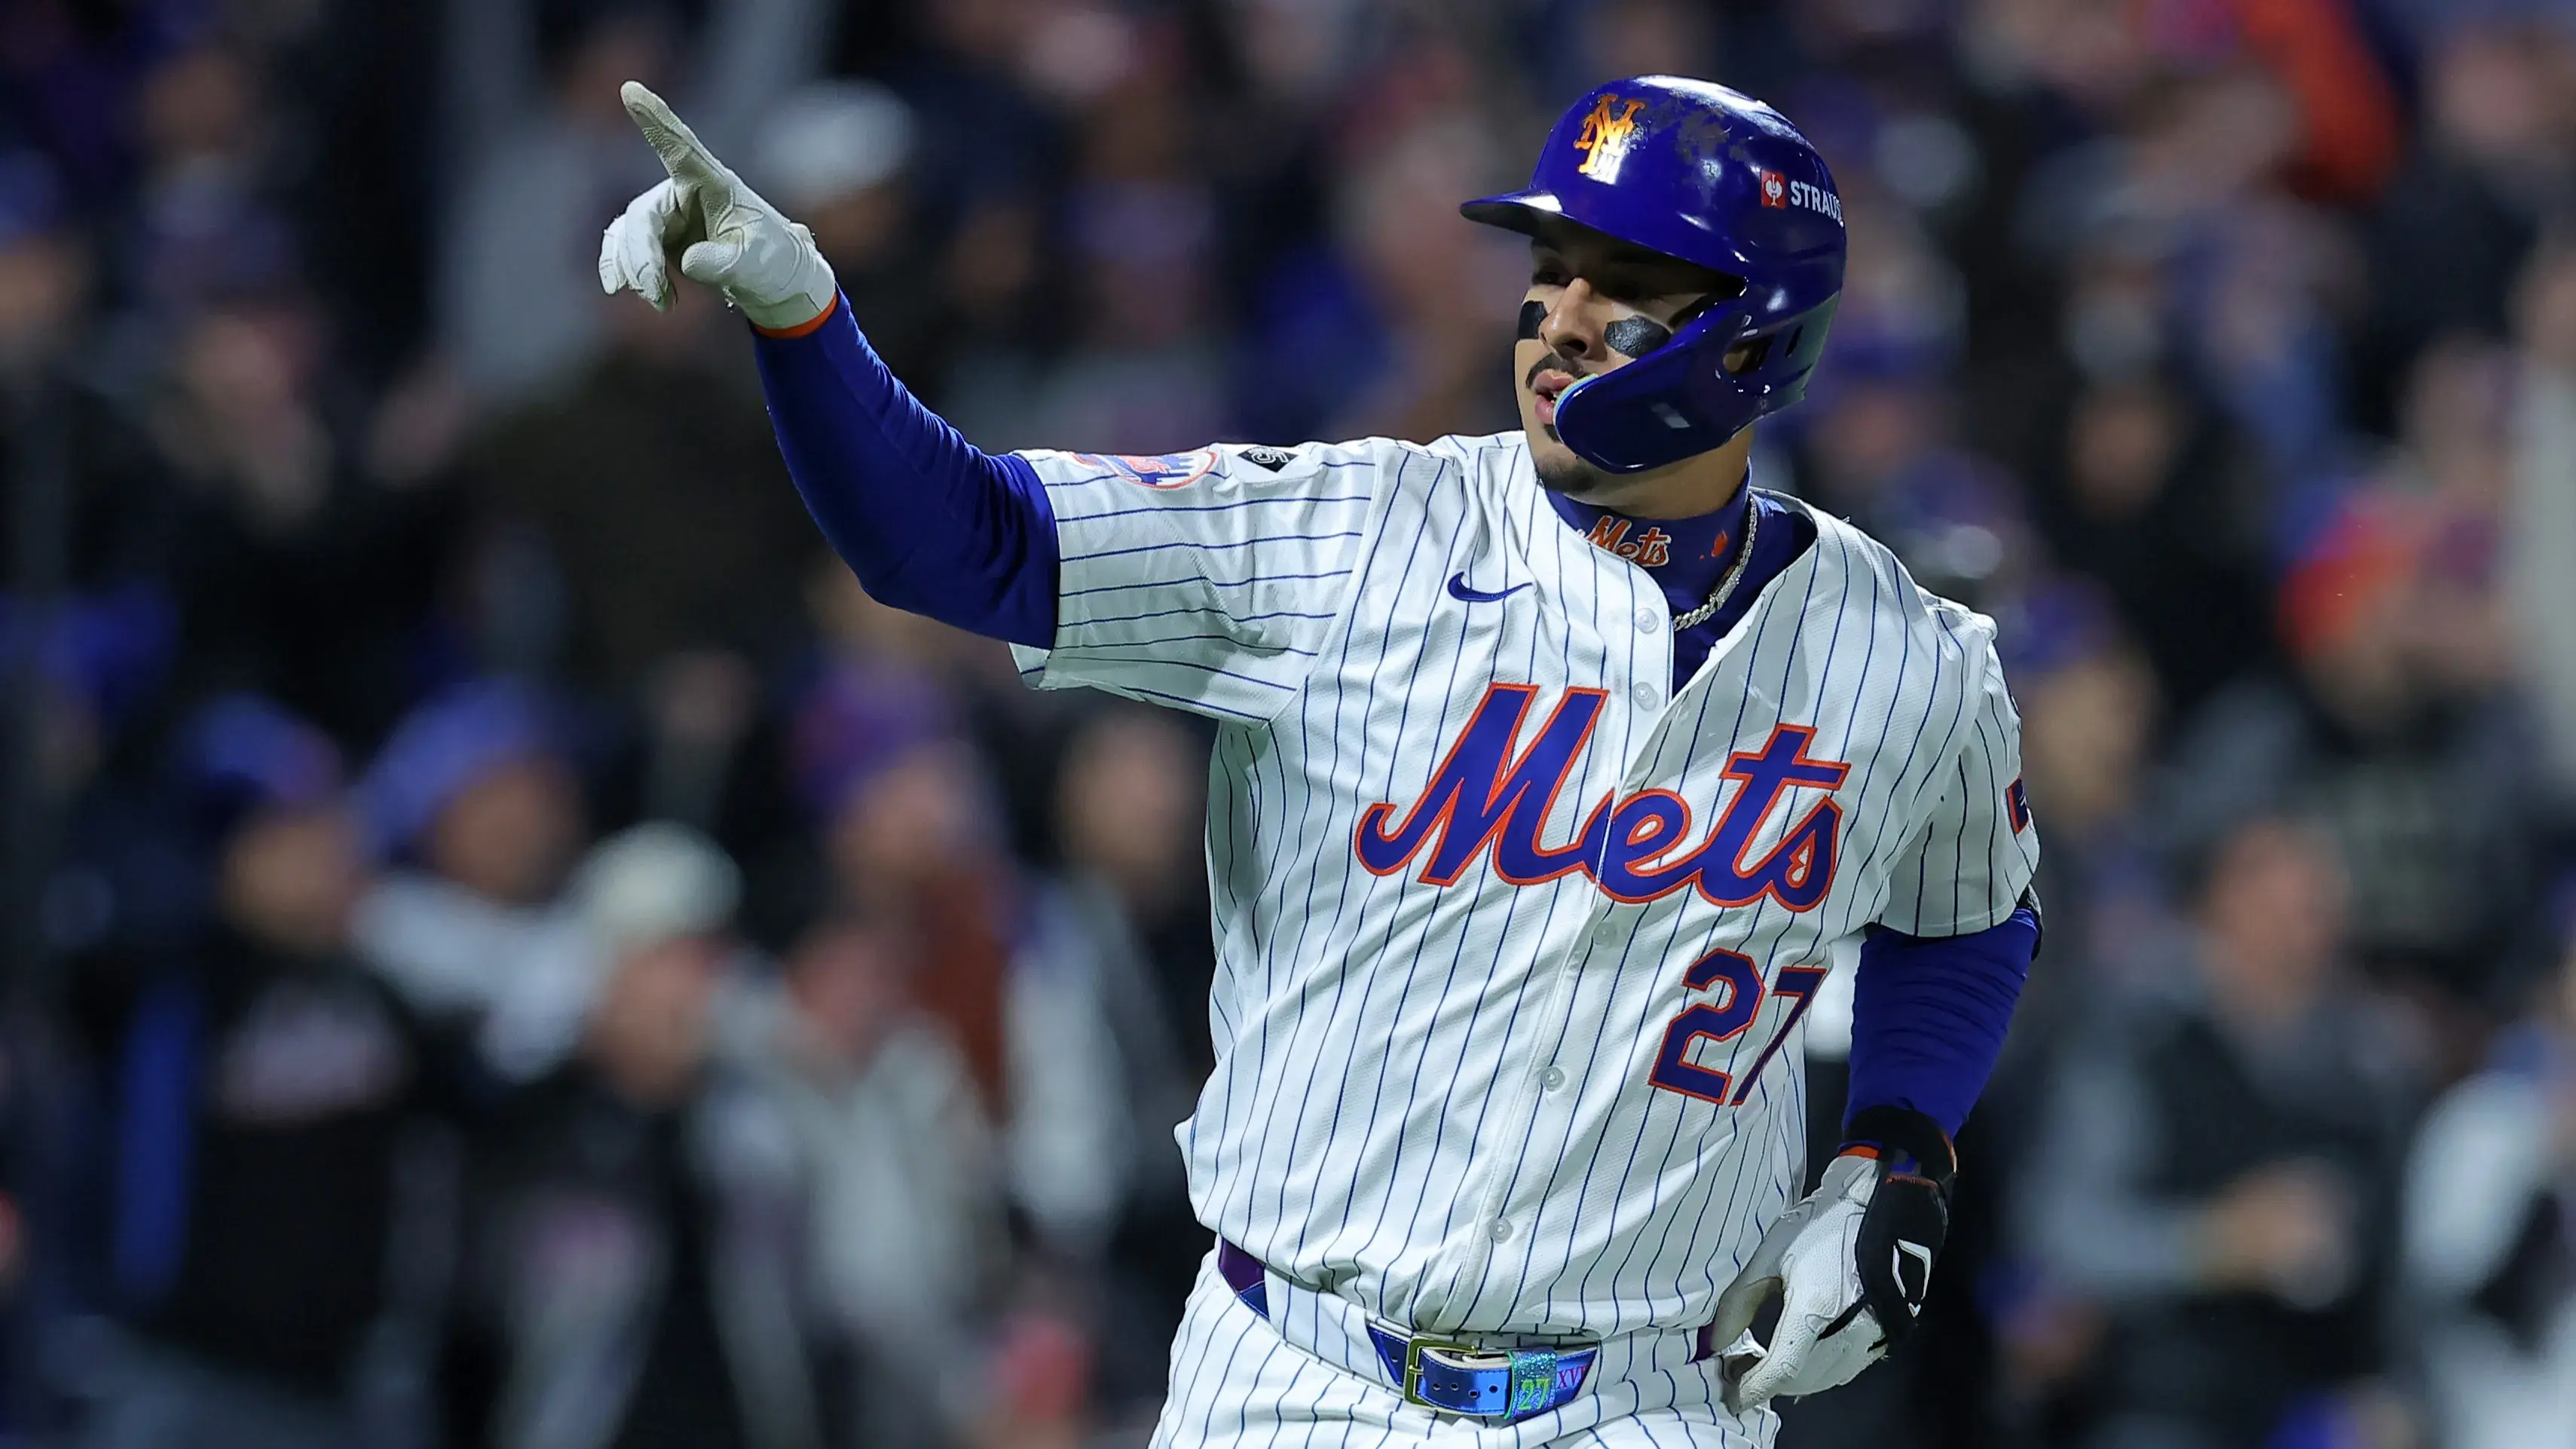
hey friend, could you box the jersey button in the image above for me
[1635,608,1661,634]
[1540,1066,1566,1091]
[1488,1218,1514,1243]
[1632,681,1659,708]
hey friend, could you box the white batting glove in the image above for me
[1709,1110,1954,1413]
[598,81,838,332]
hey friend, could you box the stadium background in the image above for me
[4,0,2576,1445]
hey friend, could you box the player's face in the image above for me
[1515,225,1745,496]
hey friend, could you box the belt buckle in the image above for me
[1402,1337,1577,1420]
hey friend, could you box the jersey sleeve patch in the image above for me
[1230,445,1296,472]
[2006,776,2032,833]
[1070,448,1222,489]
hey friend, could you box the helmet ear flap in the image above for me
[1554,304,1754,473]
[1555,294,1839,474]
[1672,292,1727,330]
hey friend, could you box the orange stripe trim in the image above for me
[753,293,840,339]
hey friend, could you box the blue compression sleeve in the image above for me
[750,295,1059,648]
[1843,906,2039,1137]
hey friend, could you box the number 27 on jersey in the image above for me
[1650,947,1826,1107]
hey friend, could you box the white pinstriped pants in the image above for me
[1150,1252,1778,1449]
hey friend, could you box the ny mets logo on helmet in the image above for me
[1574,94,1649,181]
[1354,683,1849,911]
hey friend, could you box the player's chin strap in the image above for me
[1833,1105,1957,1346]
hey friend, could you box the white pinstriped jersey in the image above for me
[1009,432,2038,1342]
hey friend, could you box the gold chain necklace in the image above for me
[1669,495,1761,632]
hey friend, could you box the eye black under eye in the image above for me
[1605,315,1673,356]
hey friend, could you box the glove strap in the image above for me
[1840,1106,1955,1346]
[1839,1105,1956,1193]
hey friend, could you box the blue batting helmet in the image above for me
[1464,76,1845,474]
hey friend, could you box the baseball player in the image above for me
[601,74,2040,1448]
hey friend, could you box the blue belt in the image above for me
[1218,1239,1599,1421]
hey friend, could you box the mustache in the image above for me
[1525,355,1588,390]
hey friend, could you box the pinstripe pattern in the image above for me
[1011,434,2036,1444]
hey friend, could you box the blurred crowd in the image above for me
[4,0,2576,1447]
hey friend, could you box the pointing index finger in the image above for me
[621,81,726,189]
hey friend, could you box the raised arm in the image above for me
[598,82,1057,647]
[751,300,1058,648]
[601,83,1389,720]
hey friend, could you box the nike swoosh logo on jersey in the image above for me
[1446,572,1529,603]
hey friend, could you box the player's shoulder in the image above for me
[1227,431,1531,507]
[1417,429,1531,469]
[1307,430,1529,492]
[1012,435,1493,497]
[1796,502,2002,666]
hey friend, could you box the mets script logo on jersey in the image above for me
[1354,683,1848,910]
[1574,95,1648,180]
[1069,448,1219,489]
[1586,517,1672,567]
